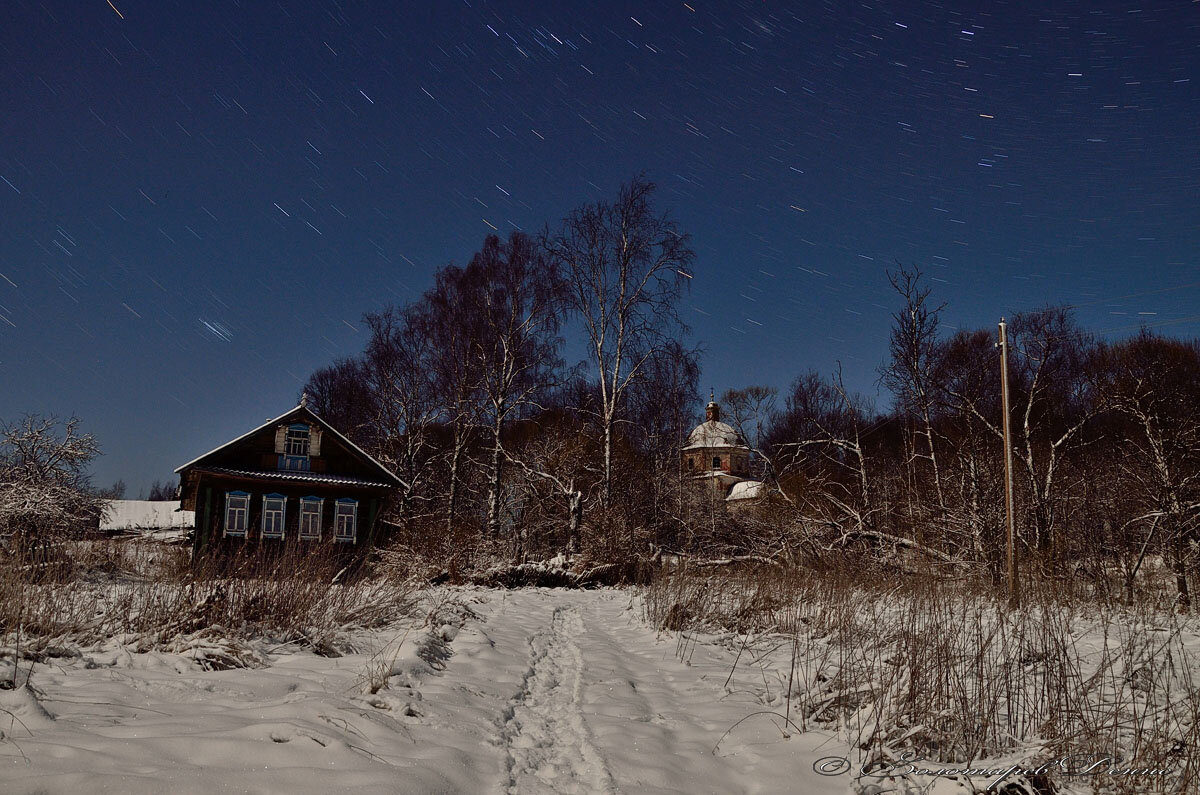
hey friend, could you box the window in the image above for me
[712,456,722,469]
[281,424,311,471]
[285,424,310,456]
[299,497,323,540]
[687,457,694,470]
[334,499,358,543]
[261,494,286,539]
[224,491,249,537]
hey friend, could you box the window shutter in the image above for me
[310,426,322,456]
[274,426,287,454]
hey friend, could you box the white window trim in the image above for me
[299,497,323,540]
[261,494,287,539]
[334,499,358,543]
[224,492,249,537]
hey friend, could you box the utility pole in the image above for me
[998,318,1019,608]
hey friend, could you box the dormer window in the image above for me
[278,423,314,471]
[285,425,310,456]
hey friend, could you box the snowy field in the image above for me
[2,588,850,795]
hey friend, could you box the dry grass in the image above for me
[647,563,1200,794]
[0,538,420,669]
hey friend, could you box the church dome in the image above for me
[683,420,745,450]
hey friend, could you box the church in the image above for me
[681,395,763,507]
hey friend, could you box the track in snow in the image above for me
[499,605,616,795]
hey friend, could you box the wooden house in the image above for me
[176,399,402,556]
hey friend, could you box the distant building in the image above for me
[99,500,194,540]
[681,395,762,505]
[176,397,403,556]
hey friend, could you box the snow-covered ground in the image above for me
[2,588,849,794]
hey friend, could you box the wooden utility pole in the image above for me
[998,319,1019,608]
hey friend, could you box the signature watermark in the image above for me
[813,751,1174,790]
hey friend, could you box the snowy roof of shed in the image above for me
[725,480,764,502]
[682,420,747,451]
[100,500,194,531]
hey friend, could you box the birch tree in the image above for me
[1008,307,1098,562]
[1102,331,1200,607]
[361,305,439,527]
[425,264,485,534]
[545,176,694,517]
[467,231,566,540]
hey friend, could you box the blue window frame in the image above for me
[299,496,323,540]
[224,491,250,537]
[261,493,286,539]
[334,498,358,543]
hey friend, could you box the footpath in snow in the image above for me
[2,588,849,794]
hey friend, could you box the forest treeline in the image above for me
[302,176,1200,603]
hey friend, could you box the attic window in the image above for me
[279,423,313,471]
[285,425,310,456]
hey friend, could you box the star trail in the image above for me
[1,1,1197,492]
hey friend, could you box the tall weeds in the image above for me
[0,538,419,663]
[647,564,1200,794]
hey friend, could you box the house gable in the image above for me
[175,404,402,487]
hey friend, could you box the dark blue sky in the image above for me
[2,1,1197,495]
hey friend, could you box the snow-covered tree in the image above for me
[0,414,102,554]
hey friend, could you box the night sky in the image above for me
[2,1,1197,495]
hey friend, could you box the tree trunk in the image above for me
[487,409,504,538]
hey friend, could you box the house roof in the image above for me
[175,403,404,488]
[193,467,397,490]
[682,420,748,451]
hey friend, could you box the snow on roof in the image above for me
[725,480,764,502]
[682,420,747,451]
[100,500,195,532]
[195,467,396,489]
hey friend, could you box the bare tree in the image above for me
[1008,307,1098,564]
[0,415,102,556]
[722,385,779,482]
[932,329,1006,576]
[467,231,566,542]
[545,176,694,518]
[424,263,486,534]
[302,357,379,449]
[626,340,702,550]
[362,305,438,527]
[147,479,177,501]
[880,264,947,513]
[1100,331,1200,607]
[770,370,876,539]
